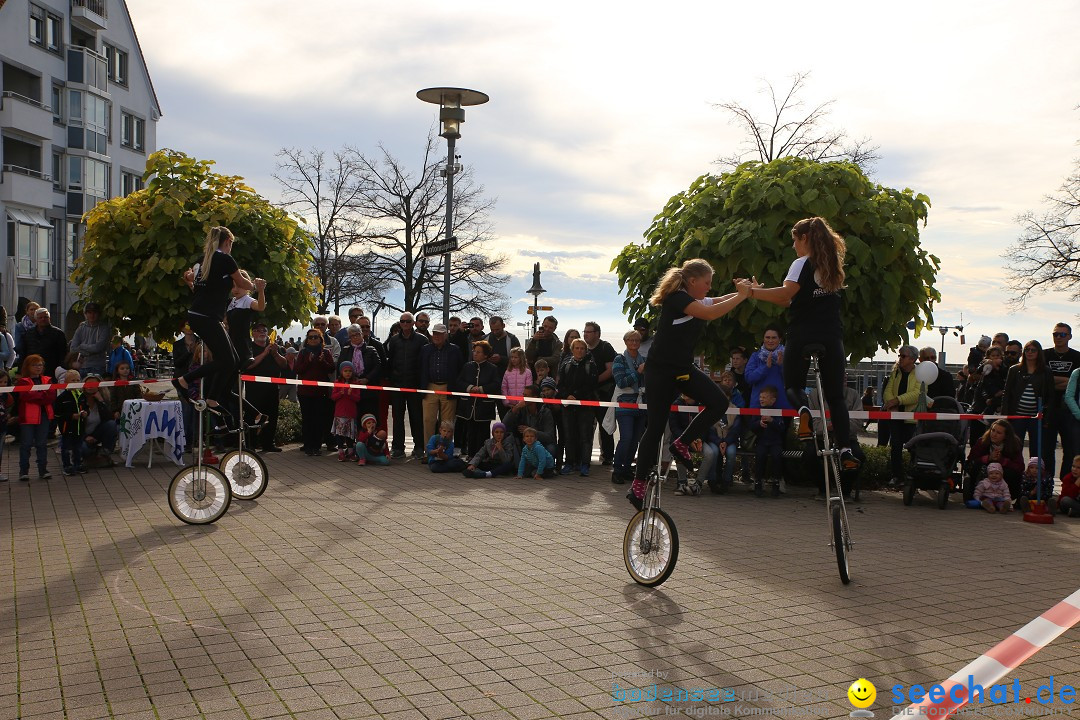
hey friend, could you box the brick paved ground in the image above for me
[2,440,1079,720]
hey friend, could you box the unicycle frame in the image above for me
[806,351,853,580]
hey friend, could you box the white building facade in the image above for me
[0,0,159,330]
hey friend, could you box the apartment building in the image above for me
[0,0,159,331]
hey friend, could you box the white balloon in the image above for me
[914,360,939,385]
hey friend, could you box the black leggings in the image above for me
[784,332,852,448]
[634,363,728,482]
[184,313,239,405]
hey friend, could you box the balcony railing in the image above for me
[72,0,107,19]
[1,91,51,112]
[2,164,51,182]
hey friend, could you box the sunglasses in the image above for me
[1053,332,1070,338]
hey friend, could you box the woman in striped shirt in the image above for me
[1001,340,1056,459]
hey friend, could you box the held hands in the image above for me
[254,278,266,291]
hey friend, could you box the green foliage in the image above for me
[275,398,302,445]
[72,149,320,337]
[612,157,939,362]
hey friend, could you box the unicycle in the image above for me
[803,345,853,585]
[623,437,680,587]
[169,389,231,524]
[218,375,269,500]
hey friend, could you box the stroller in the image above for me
[902,396,968,509]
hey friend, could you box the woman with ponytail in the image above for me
[746,216,860,471]
[627,259,751,510]
[173,226,253,411]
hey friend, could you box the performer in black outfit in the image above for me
[747,216,860,471]
[628,259,751,510]
[173,226,253,411]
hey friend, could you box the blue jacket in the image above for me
[744,346,791,409]
[107,346,134,376]
[519,441,554,476]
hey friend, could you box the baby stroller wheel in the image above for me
[902,479,916,506]
[937,481,950,510]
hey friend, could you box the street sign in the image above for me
[526,306,554,314]
[422,236,459,257]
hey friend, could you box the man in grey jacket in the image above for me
[69,302,112,376]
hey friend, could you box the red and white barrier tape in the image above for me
[890,587,1080,718]
[0,373,1038,422]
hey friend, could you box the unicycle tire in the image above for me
[624,508,679,587]
[219,450,269,500]
[169,465,232,525]
[831,502,851,585]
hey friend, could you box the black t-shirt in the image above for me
[189,251,238,321]
[647,290,705,369]
[784,255,842,336]
[588,340,617,391]
[1045,347,1080,400]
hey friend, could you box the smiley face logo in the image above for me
[848,678,876,709]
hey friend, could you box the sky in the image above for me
[125,0,1080,363]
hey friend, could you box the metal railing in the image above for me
[1,164,51,182]
[72,0,107,18]
[1,91,51,112]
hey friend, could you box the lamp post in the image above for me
[526,262,546,337]
[416,87,489,326]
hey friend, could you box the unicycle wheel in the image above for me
[831,502,851,585]
[169,465,232,524]
[219,450,269,500]
[624,508,679,587]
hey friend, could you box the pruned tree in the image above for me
[1005,154,1080,306]
[714,72,880,171]
[273,147,391,313]
[352,132,509,317]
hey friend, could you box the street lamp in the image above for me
[416,87,489,326]
[526,262,546,337]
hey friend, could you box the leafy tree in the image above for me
[714,72,880,171]
[612,157,938,363]
[72,149,319,336]
[1005,154,1080,305]
[273,147,391,314]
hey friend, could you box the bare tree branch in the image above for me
[713,71,881,171]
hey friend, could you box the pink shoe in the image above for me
[337,449,347,462]
[356,458,367,466]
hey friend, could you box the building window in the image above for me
[66,221,80,268]
[52,151,64,191]
[30,4,62,54]
[52,84,63,123]
[121,112,145,152]
[121,170,143,197]
[6,213,53,279]
[104,45,128,87]
[67,90,110,154]
[67,156,109,212]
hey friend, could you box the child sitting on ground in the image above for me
[974,462,1012,513]
[354,413,389,466]
[464,421,518,478]
[427,419,466,473]
[55,368,88,475]
[1057,455,1080,518]
[518,426,555,480]
[1017,457,1054,511]
[753,385,787,497]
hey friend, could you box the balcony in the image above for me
[0,165,54,208]
[0,93,53,140]
[71,0,107,31]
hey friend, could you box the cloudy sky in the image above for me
[126,0,1080,361]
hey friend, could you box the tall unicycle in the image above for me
[218,375,268,500]
[169,392,231,524]
[624,437,680,587]
[804,344,852,584]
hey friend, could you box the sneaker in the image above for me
[40,471,51,480]
[627,490,644,511]
[579,464,590,477]
[357,458,367,466]
[202,452,220,465]
[337,449,347,462]
[391,451,406,459]
[610,470,626,485]
[689,481,702,496]
[75,467,87,474]
[669,438,694,469]
[560,464,575,475]
[63,466,76,476]
[839,448,861,471]
[18,474,30,482]
[797,406,814,441]
[674,483,688,496]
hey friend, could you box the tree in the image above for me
[611,157,938,363]
[273,147,391,313]
[714,72,880,171]
[274,134,510,318]
[1005,155,1080,305]
[72,149,319,336]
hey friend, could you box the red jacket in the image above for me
[330,381,364,418]
[16,375,56,425]
[294,348,334,398]
[1061,473,1079,502]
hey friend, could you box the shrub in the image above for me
[275,399,301,445]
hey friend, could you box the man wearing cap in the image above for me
[420,324,464,442]
[634,317,653,358]
[70,302,112,376]
[525,315,562,376]
[247,322,288,452]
